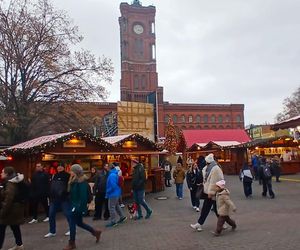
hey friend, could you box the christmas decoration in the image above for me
[177,128,187,153]
[164,118,178,155]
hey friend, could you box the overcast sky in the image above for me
[51,0,300,126]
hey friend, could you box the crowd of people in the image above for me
[0,153,282,249]
[0,160,152,250]
[161,153,280,236]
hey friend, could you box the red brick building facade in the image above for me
[90,1,244,139]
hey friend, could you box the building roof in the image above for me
[4,131,112,154]
[183,129,251,147]
[102,133,160,151]
[271,115,300,130]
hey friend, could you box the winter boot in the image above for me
[93,229,102,243]
[63,240,76,250]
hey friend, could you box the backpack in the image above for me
[262,165,272,178]
[14,181,31,203]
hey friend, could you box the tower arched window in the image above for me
[134,75,139,89]
[141,75,147,89]
[195,115,201,123]
[203,115,208,123]
[236,115,242,122]
[188,115,193,123]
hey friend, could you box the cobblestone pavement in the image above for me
[2,174,300,250]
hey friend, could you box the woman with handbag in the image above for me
[186,163,203,212]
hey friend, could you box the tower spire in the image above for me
[132,0,142,6]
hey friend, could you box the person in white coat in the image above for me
[190,153,224,232]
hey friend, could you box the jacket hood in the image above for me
[109,168,118,175]
[8,173,24,183]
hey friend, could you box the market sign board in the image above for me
[63,139,86,148]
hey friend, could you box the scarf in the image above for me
[205,161,217,181]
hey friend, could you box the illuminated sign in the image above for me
[63,139,86,148]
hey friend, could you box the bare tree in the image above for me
[275,86,300,122]
[0,0,113,144]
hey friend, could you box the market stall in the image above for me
[3,131,113,178]
[236,136,300,174]
[187,141,248,175]
[102,133,165,197]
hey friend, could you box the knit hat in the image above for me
[70,164,83,176]
[216,180,226,189]
[205,153,215,163]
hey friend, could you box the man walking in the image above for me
[93,163,110,220]
[132,160,152,220]
[259,158,275,199]
[28,163,50,224]
[44,162,71,238]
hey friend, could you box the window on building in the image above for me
[182,126,186,130]
[189,125,194,129]
[212,125,216,129]
[204,125,209,129]
[226,125,231,129]
[196,125,201,129]
[218,115,223,123]
[173,114,177,123]
[226,115,231,122]
[236,115,242,122]
[195,115,201,123]
[141,75,147,90]
[151,22,155,34]
[188,115,193,123]
[219,125,224,129]
[203,115,208,123]
[134,75,139,89]
[151,44,156,60]
[181,115,186,123]
[164,115,169,123]
[211,115,216,123]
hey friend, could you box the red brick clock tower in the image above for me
[119,0,163,104]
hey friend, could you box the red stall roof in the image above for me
[183,129,251,147]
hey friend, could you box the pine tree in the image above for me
[164,118,178,155]
[177,128,187,153]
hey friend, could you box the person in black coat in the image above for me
[28,163,50,224]
[239,163,253,198]
[93,164,110,220]
[186,163,203,212]
[259,158,275,199]
[162,158,172,187]
[44,162,71,238]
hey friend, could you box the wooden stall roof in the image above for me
[187,141,241,152]
[183,129,251,148]
[232,135,298,148]
[4,131,113,155]
[102,133,161,151]
[271,115,300,131]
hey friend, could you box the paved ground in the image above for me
[2,174,300,250]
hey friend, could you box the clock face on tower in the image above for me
[133,24,144,34]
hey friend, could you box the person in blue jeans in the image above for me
[105,164,127,227]
[63,164,101,250]
[132,160,152,219]
[44,163,71,238]
[173,163,186,199]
